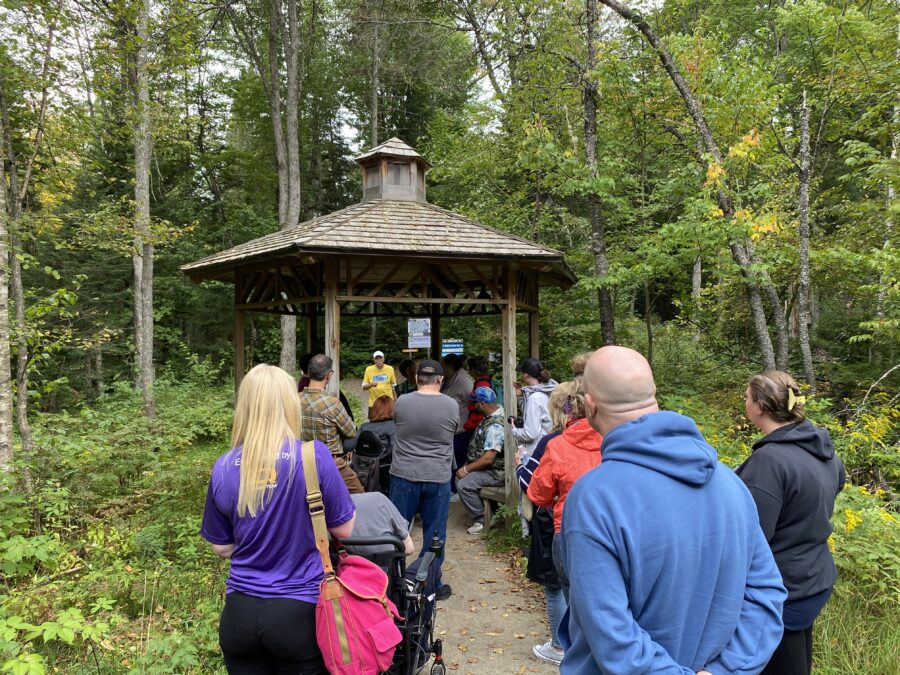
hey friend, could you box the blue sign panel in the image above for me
[441,339,464,356]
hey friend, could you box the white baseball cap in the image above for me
[373,350,385,358]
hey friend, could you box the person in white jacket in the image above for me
[511,358,558,459]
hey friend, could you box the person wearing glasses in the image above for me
[299,353,363,493]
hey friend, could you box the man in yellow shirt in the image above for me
[362,350,396,417]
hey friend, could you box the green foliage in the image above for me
[830,485,900,608]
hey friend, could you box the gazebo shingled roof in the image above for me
[181,138,576,503]
[181,199,574,287]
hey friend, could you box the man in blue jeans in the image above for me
[390,359,459,600]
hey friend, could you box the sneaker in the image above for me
[435,584,452,601]
[449,493,460,503]
[532,640,563,664]
[466,521,484,535]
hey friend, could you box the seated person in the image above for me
[455,387,506,535]
[344,491,415,565]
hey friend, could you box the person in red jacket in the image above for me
[527,378,602,602]
[464,355,495,432]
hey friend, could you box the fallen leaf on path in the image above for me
[457,645,468,653]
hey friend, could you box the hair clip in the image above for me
[562,397,574,415]
[787,389,806,411]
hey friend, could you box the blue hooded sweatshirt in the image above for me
[559,411,786,674]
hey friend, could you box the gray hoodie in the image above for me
[511,380,558,456]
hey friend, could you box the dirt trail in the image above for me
[342,379,559,674]
[431,503,560,674]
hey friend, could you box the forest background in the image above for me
[0,0,897,672]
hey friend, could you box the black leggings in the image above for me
[219,592,327,675]
[762,625,814,675]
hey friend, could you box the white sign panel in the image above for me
[407,318,431,349]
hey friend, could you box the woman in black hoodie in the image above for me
[737,371,845,675]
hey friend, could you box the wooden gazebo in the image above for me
[181,138,575,498]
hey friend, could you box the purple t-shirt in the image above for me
[200,439,355,601]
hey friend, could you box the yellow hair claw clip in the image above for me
[787,389,806,411]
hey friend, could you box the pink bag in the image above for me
[315,551,402,674]
[301,442,403,674]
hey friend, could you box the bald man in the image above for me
[558,347,786,675]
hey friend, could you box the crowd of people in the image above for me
[200,345,844,675]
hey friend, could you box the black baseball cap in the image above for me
[417,359,443,376]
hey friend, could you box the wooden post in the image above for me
[430,303,441,360]
[501,265,518,507]
[234,274,246,395]
[306,303,318,354]
[324,262,341,397]
[529,310,540,359]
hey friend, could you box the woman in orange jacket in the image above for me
[526,379,603,599]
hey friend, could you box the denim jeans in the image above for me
[552,532,570,602]
[390,476,451,587]
[543,584,568,649]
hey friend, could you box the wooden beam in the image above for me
[336,295,508,305]
[324,262,341,397]
[529,311,540,359]
[234,274,246,395]
[501,264,518,507]
[237,296,324,311]
[430,303,441,360]
[306,304,318,354]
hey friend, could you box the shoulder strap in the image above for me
[301,441,336,580]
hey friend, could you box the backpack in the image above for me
[351,430,384,493]
[301,442,403,674]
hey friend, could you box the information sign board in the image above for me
[407,318,431,349]
[441,339,464,356]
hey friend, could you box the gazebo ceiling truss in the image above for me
[232,256,541,318]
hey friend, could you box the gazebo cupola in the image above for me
[354,137,431,203]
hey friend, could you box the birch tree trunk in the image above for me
[585,0,615,345]
[797,91,816,392]
[132,0,155,417]
[0,88,35,483]
[0,147,14,473]
[597,0,776,368]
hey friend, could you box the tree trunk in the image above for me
[598,0,776,367]
[692,255,702,340]
[371,21,380,147]
[0,147,14,473]
[585,0,615,345]
[133,0,155,418]
[272,0,301,374]
[797,91,815,391]
[0,98,34,486]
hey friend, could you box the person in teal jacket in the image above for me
[559,346,786,674]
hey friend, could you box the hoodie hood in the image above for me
[561,418,603,453]
[753,420,834,461]
[601,411,717,486]
[523,379,558,396]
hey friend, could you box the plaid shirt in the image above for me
[299,388,356,456]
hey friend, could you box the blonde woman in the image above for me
[201,364,356,674]
[737,371,844,675]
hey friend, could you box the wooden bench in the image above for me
[479,486,507,531]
